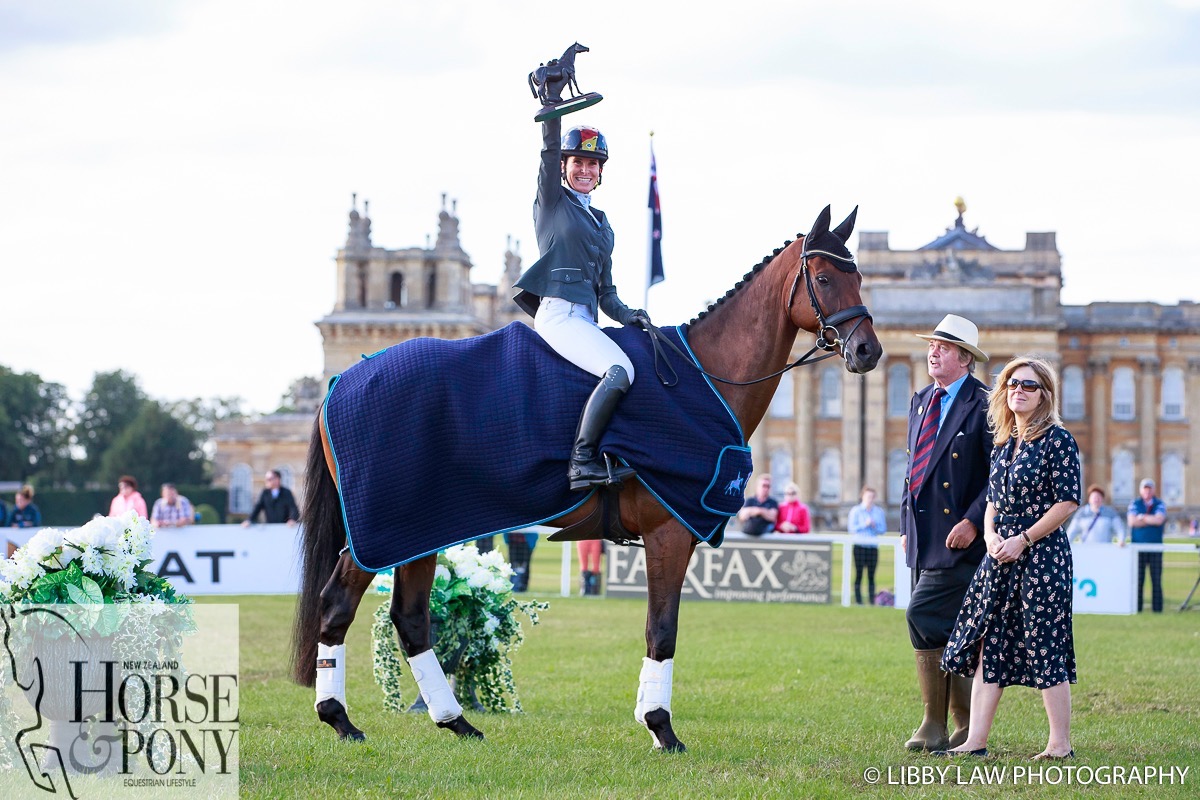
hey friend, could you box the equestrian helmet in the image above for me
[561,126,608,163]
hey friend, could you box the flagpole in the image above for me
[644,131,653,312]
[645,130,664,313]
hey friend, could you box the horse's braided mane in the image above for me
[688,235,800,326]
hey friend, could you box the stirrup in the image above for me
[569,454,636,491]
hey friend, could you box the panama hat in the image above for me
[915,314,988,362]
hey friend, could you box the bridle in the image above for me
[643,236,874,387]
[785,237,873,356]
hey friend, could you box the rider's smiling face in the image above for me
[564,156,601,193]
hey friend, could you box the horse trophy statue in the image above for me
[291,205,882,752]
[528,42,603,121]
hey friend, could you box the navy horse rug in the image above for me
[323,322,753,571]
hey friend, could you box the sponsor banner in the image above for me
[4,526,299,595]
[607,539,832,603]
[1071,543,1137,614]
[0,604,239,798]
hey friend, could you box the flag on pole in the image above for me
[648,139,664,287]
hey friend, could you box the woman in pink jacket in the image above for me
[109,474,148,518]
[775,483,811,533]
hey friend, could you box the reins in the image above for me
[643,238,873,387]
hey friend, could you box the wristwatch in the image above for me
[1020,532,1033,549]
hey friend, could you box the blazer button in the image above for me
[905,477,910,484]
[942,482,950,489]
[587,261,595,266]
[906,449,911,455]
[952,452,959,459]
[944,509,951,515]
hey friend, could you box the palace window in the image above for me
[230,464,253,514]
[818,449,841,503]
[389,272,406,308]
[819,368,842,418]
[1111,450,1134,503]
[1161,367,1184,420]
[887,362,911,417]
[887,449,908,504]
[1111,367,1135,421]
[770,447,793,496]
[1162,453,1184,505]
[769,372,795,418]
[1062,365,1085,420]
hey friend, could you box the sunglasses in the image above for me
[1006,378,1042,392]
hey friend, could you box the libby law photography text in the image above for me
[869,764,1190,787]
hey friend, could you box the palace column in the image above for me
[1187,359,1200,508]
[1138,355,1160,481]
[793,368,815,505]
[1087,357,1110,491]
[864,357,887,493]
[841,370,864,508]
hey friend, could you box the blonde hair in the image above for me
[17,484,34,500]
[987,355,1062,446]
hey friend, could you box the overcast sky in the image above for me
[2,0,1198,414]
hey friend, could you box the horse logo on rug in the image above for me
[723,472,746,496]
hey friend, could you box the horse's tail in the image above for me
[528,69,539,98]
[290,411,345,687]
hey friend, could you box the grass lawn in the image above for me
[208,539,1200,799]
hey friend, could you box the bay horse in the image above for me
[290,205,882,752]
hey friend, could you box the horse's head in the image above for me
[785,205,883,374]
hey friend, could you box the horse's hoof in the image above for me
[437,715,485,740]
[643,708,686,753]
[317,698,366,741]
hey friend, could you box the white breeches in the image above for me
[634,657,674,745]
[408,649,463,723]
[534,297,635,382]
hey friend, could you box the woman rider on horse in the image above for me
[514,116,649,491]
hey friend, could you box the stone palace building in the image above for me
[214,199,1200,530]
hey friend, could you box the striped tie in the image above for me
[908,387,947,498]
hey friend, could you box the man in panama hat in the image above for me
[900,314,992,752]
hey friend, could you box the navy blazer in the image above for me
[513,117,633,324]
[900,375,992,570]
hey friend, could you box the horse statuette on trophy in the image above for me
[528,42,603,122]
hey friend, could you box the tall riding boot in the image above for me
[947,673,972,749]
[587,571,601,596]
[904,648,950,752]
[580,571,592,597]
[568,365,637,491]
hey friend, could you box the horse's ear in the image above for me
[832,206,859,242]
[808,205,832,239]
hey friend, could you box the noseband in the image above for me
[785,240,873,355]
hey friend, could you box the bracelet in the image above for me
[1020,532,1033,548]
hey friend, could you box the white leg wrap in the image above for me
[408,649,463,724]
[634,657,674,730]
[314,643,346,711]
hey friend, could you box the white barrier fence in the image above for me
[4,524,1195,613]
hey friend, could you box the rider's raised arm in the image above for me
[535,117,563,217]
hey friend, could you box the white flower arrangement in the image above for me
[0,511,182,608]
[372,544,548,714]
[0,512,193,772]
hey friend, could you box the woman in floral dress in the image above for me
[939,356,1081,759]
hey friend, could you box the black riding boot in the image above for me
[568,365,636,491]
